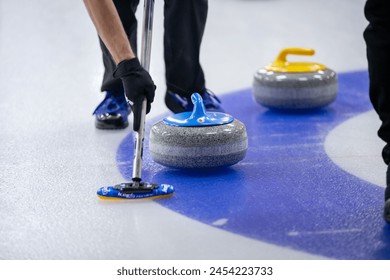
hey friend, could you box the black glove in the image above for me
[113,58,156,131]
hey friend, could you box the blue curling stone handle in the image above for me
[163,93,234,127]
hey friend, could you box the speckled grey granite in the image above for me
[252,68,338,109]
[149,119,248,168]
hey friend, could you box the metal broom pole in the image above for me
[132,0,155,183]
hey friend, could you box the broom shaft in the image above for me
[132,0,154,181]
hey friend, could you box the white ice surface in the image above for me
[325,110,386,189]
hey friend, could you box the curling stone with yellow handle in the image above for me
[252,48,338,110]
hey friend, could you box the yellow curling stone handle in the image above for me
[265,48,326,73]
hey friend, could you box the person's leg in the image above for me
[363,0,390,221]
[163,0,223,113]
[94,0,140,129]
[163,0,207,97]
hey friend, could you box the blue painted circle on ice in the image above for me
[117,71,390,259]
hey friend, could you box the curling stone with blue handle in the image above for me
[149,93,248,168]
[252,48,338,110]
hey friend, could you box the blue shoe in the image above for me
[165,90,224,113]
[93,91,131,129]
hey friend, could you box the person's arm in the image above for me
[83,0,134,64]
[83,0,156,131]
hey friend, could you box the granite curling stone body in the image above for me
[252,48,338,110]
[149,93,248,168]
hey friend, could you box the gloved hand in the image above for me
[113,57,156,131]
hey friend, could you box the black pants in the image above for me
[99,0,208,98]
[364,0,390,163]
